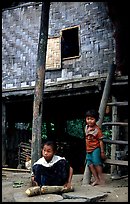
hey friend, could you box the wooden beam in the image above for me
[2,168,30,172]
[103,139,128,145]
[102,122,128,126]
[107,101,128,106]
[104,159,128,166]
[2,102,6,165]
[112,82,128,86]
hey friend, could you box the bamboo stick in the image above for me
[2,168,30,172]
[25,186,41,196]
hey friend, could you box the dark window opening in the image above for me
[61,26,79,59]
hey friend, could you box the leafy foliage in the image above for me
[66,118,86,139]
[41,123,47,140]
[102,116,112,158]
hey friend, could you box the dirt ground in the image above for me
[2,170,31,202]
[97,177,128,202]
[2,170,128,202]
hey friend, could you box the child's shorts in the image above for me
[86,147,102,166]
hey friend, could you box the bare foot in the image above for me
[91,180,100,186]
[91,179,106,186]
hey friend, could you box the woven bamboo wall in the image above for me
[2,2,115,90]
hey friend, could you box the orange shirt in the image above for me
[85,124,103,153]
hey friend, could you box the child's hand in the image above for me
[101,152,107,161]
[64,182,72,189]
[31,176,38,186]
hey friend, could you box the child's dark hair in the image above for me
[42,140,57,152]
[85,109,99,121]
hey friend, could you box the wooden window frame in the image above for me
[61,25,80,60]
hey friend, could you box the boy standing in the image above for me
[85,109,106,186]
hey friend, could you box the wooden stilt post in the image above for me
[111,96,119,175]
[31,1,50,166]
[2,102,6,166]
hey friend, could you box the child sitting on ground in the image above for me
[31,140,73,189]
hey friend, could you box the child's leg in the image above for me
[95,165,105,184]
[92,148,105,185]
[88,148,105,186]
[32,164,44,186]
[86,152,99,185]
[89,164,100,186]
[50,159,70,186]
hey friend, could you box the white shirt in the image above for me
[33,155,65,168]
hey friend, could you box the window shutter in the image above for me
[46,36,61,70]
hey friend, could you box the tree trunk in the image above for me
[31,1,50,166]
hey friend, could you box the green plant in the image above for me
[66,118,85,139]
[41,123,47,139]
[102,116,112,159]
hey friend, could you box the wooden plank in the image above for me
[104,159,128,166]
[111,96,118,174]
[111,175,128,180]
[107,101,128,106]
[103,139,128,145]
[112,82,128,86]
[115,75,128,81]
[2,168,30,172]
[2,174,7,177]
[102,122,128,126]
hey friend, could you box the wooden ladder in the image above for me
[82,64,128,185]
[99,65,128,177]
[102,77,128,176]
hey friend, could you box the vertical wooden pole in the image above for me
[97,63,116,128]
[2,102,6,166]
[31,1,50,166]
[111,96,119,175]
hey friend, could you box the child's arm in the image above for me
[99,139,107,160]
[68,166,73,183]
[64,166,73,188]
[98,126,107,160]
